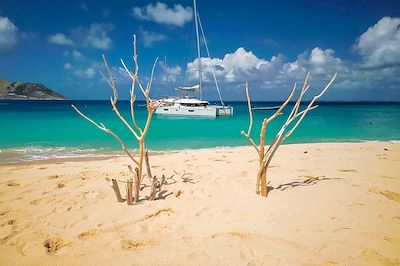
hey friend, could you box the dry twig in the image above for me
[241,73,337,196]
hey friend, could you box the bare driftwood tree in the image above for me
[71,35,165,205]
[241,73,337,197]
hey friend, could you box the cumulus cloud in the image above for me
[0,16,18,52]
[132,2,193,27]
[159,62,182,82]
[75,67,96,79]
[63,50,83,60]
[355,17,400,68]
[83,23,113,50]
[183,46,348,99]
[283,47,347,78]
[55,23,113,50]
[187,48,268,83]
[64,62,72,69]
[186,46,346,86]
[141,30,166,47]
[72,50,83,60]
[48,33,74,46]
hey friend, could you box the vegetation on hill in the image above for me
[0,79,66,100]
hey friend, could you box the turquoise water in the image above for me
[0,100,399,162]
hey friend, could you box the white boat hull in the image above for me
[155,104,233,117]
[215,105,233,116]
[155,105,217,117]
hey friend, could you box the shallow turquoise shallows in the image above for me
[0,100,399,162]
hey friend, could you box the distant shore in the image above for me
[0,142,399,265]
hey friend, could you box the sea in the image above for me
[0,100,399,163]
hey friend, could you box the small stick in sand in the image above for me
[105,178,123,202]
[127,179,133,205]
[134,167,140,203]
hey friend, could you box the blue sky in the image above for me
[0,0,399,101]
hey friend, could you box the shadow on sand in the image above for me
[268,176,341,193]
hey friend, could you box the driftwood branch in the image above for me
[149,174,166,200]
[71,104,138,165]
[240,81,260,153]
[145,150,153,180]
[105,178,123,202]
[127,179,133,205]
[134,167,140,203]
[241,73,337,197]
[72,34,168,205]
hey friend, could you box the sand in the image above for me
[0,142,399,265]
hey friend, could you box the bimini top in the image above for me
[175,84,200,92]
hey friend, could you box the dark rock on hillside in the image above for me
[0,79,66,100]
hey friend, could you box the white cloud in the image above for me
[72,50,83,60]
[185,46,347,97]
[85,68,95,78]
[0,16,18,52]
[283,47,347,79]
[186,47,285,83]
[132,2,193,27]
[159,62,182,82]
[113,66,131,84]
[56,23,113,50]
[141,30,166,47]
[64,62,72,69]
[63,50,83,60]
[48,33,74,46]
[84,23,113,50]
[355,17,400,68]
[75,67,96,79]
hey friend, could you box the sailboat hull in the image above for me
[215,105,234,116]
[155,105,217,117]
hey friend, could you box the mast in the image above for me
[193,0,202,100]
[197,12,225,107]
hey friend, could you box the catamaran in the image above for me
[155,0,233,118]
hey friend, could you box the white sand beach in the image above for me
[0,142,399,265]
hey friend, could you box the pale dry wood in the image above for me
[71,105,138,165]
[241,73,337,197]
[134,167,140,203]
[112,179,123,202]
[127,179,133,205]
[159,174,166,190]
[105,178,123,202]
[240,81,260,154]
[149,176,158,200]
[145,150,153,180]
[100,54,141,141]
[72,34,167,205]
[149,174,166,200]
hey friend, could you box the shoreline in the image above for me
[0,142,399,265]
[0,140,399,165]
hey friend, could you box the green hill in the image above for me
[0,79,66,100]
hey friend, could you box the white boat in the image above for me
[155,0,233,118]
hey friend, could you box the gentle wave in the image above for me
[0,146,122,164]
[1,138,399,164]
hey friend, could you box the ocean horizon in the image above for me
[1,100,399,163]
